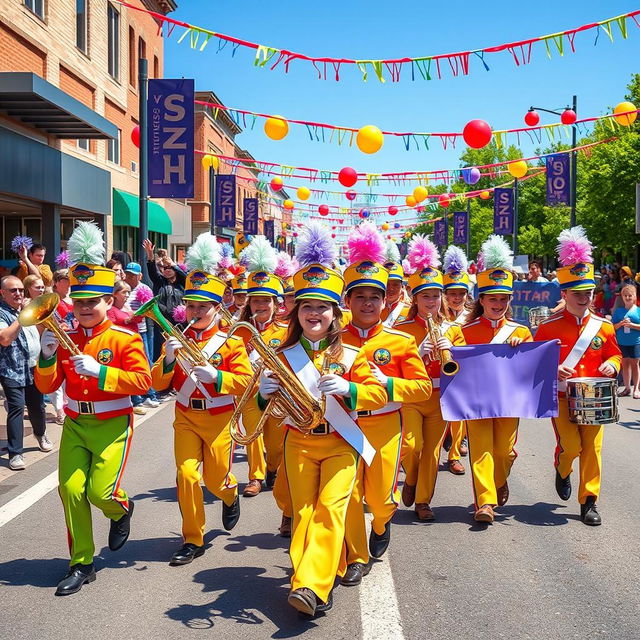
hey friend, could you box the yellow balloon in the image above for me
[413,185,428,203]
[405,195,417,207]
[356,125,384,154]
[297,186,311,201]
[264,116,289,141]
[613,101,637,126]
[283,199,294,210]
[381,223,390,231]
[507,160,528,179]
[201,154,219,170]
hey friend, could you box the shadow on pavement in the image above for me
[498,501,571,526]
[165,565,319,638]
[617,421,640,430]
[224,532,290,553]
[0,557,69,588]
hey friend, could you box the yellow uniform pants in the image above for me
[552,401,604,503]
[448,421,466,462]
[284,428,358,603]
[272,456,292,518]
[402,394,447,503]
[174,406,238,546]
[344,412,403,564]
[466,417,519,508]
[242,397,266,481]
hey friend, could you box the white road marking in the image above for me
[0,406,160,529]
[360,514,405,640]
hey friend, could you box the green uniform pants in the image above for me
[58,413,133,565]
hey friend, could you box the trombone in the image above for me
[423,313,459,376]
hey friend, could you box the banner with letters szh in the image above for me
[215,175,236,228]
[453,211,468,245]
[493,188,514,235]
[243,198,258,235]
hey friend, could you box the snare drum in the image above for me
[528,306,551,329]
[565,377,618,425]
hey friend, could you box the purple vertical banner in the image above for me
[264,220,275,246]
[546,154,570,206]
[493,188,514,235]
[453,211,468,245]
[148,79,194,198]
[433,219,446,247]
[243,198,258,235]
[215,175,236,228]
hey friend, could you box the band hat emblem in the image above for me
[69,264,116,299]
[184,270,226,303]
[476,267,514,295]
[344,260,389,293]
[189,271,210,289]
[293,264,345,304]
[384,261,404,281]
[590,335,603,350]
[443,270,471,291]
[373,348,391,366]
[209,353,223,366]
[303,267,330,285]
[97,348,113,364]
[329,362,346,376]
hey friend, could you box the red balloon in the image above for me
[318,204,329,216]
[561,109,577,125]
[338,167,358,187]
[338,219,344,224]
[462,119,492,149]
[438,194,450,208]
[524,110,540,127]
[346,189,357,201]
[388,206,398,216]
[331,233,336,238]
[131,126,140,148]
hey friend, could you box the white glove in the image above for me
[317,374,351,397]
[437,336,453,351]
[418,339,434,358]
[369,362,388,385]
[193,364,218,384]
[259,369,281,398]
[40,329,59,359]
[70,354,101,378]
[164,337,183,364]
[598,362,616,377]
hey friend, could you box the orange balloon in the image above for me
[405,195,417,207]
[297,186,311,201]
[381,223,390,231]
[283,199,294,210]
[413,185,428,203]
[613,101,637,126]
[479,190,491,200]
[264,116,289,140]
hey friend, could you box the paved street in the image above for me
[1,400,639,640]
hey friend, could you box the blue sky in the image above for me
[164,1,639,233]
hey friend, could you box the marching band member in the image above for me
[229,273,248,318]
[259,222,387,616]
[232,237,288,497]
[381,240,411,327]
[395,236,465,521]
[275,252,298,320]
[151,233,252,566]
[341,224,431,585]
[442,245,473,473]
[534,227,621,525]
[35,222,151,596]
[461,235,532,523]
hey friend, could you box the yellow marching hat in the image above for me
[230,273,248,294]
[66,221,115,299]
[343,222,389,293]
[247,271,284,297]
[406,235,443,295]
[344,261,389,293]
[182,232,226,303]
[476,235,514,295]
[384,261,404,281]
[442,245,471,291]
[383,240,404,281]
[556,226,596,291]
[241,235,283,297]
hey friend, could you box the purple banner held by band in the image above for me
[493,188,514,235]
[243,198,259,235]
[148,79,194,198]
[215,175,236,228]
[440,340,560,421]
[453,211,468,245]
[433,219,446,246]
[546,154,570,206]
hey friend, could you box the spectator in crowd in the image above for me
[612,284,640,399]
[142,239,186,360]
[53,269,74,327]
[0,276,52,470]
[106,259,125,281]
[16,243,53,287]
[527,260,547,283]
[124,262,159,408]
[617,266,635,292]
[110,251,132,270]
[23,274,45,301]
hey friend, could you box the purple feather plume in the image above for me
[443,245,468,274]
[11,235,33,255]
[476,251,485,272]
[295,221,337,267]
[557,226,593,266]
[348,222,385,264]
[55,250,70,269]
[274,252,296,278]
[221,243,234,258]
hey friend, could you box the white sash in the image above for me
[176,331,229,404]
[490,323,518,344]
[558,315,604,391]
[281,342,375,466]
[383,301,405,327]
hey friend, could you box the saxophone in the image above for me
[424,314,459,376]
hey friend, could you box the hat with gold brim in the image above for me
[384,261,404,281]
[476,235,514,295]
[344,260,388,293]
[247,271,284,297]
[557,263,595,290]
[70,264,116,299]
[443,245,470,291]
[293,264,344,303]
[183,270,226,303]
[231,274,248,294]
[476,268,513,295]
[408,267,444,295]
[556,227,595,291]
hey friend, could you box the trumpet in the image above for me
[133,296,207,368]
[19,293,81,356]
[423,314,459,376]
[226,321,326,445]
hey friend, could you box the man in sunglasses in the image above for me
[0,276,52,470]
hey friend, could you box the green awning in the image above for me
[112,189,172,235]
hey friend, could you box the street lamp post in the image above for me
[526,95,578,226]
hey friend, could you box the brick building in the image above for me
[0,0,187,272]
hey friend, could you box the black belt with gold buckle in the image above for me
[310,422,330,435]
[357,410,373,417]
[190,398,207,411]
[78,401,95,415]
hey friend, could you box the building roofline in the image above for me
[195,90,242,136]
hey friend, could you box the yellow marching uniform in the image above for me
[151,266,252,548]
[381,260,411,326]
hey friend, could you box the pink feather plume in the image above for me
[557,226,593,266]
[402,258,416,276]
[476,251,485,272]
[407,234,441,271]
[274,252,296,278]
[172,305,187,324]
[348,222,385,264]
[135,284,153,304]
[218,256,234,270]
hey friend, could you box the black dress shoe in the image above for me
[55,563,96,596]
[369,521,391,559]
[109,500,134,551]
[442,431,452,452]
[288,587,317,616]
[315,590,333,613]
[340,562,371,586]
[170,543,205,566]
[581,497,602,526]
[555,469,572,501]
[265,469,277,489]
[222,495,241,531]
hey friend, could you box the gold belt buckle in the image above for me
[311,422,329,435]
[78,401,94,415]
[190,398,206,410]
